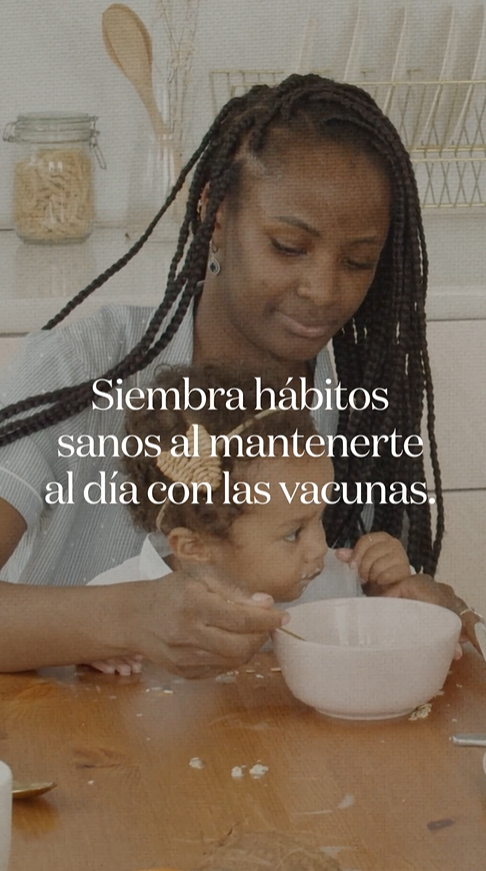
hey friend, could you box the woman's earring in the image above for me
[208,242,221,276]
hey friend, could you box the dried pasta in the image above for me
[13,148,93,243]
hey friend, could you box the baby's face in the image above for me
[207,454,331,602]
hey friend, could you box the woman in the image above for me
[0,74,479,673]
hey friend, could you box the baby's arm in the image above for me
[335,533,468,661]
[334,532,412,585]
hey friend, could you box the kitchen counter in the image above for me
[0,214,485,334]
[0,227,176,334]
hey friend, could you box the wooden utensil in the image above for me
[102,4,169,145]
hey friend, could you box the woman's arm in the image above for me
[0,574,285,674]
[0,497,285,674]
[0,496,27,569]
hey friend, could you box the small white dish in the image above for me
[274,598,461,721]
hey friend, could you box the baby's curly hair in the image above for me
[122,364,319,538]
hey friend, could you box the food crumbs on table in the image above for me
[319,846,351,858]
[249,763,269,779]
[215,671,238,684]
[245,668,256,673]
[163,689,174,694]
[427,817,455,831]
[270,667,281,672]
[189,757,204,770]
[255,674,265,679]
[456,684,463,688]
[409,702,432,720]
[88,780,95,785]
[337,793,355,809]
[136,713,143,717]
[231,766,244,778]
[109,695,117,699]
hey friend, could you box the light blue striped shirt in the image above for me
[0,303,337,586]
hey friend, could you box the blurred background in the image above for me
[2,0,486,224]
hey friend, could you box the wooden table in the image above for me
[2,648,486,871]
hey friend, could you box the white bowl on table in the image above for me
[273,598,461,721]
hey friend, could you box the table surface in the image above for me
[2,648,486,871]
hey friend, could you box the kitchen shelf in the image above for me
[209,70,486,209]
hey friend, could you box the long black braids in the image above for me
[0,74,443,574]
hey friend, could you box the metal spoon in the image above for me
[278,626,306,642]
[12,781,57,800]
[451,734,486,747]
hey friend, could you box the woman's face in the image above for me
[201,137,391,366]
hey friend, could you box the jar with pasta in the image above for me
[3,113,105,244]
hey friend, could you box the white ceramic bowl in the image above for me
[274,598,461,720]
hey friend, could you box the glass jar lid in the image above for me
[4,112,97,144]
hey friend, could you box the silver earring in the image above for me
[208,242,221,275]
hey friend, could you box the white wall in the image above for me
[0,0,484,227]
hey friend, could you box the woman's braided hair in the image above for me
[0,74,443,574]
[122,363,319,538]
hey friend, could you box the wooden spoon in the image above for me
[102,4,170,145]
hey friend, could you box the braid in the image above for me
[0,74,443,572]
[0,96,254,434]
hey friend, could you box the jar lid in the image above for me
[4,113,97,143]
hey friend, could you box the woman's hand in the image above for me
[120,566,288,679]
[335,532,411,585]
[367,573,482,654]
[0,566,287,674]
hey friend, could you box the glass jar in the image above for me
[3,113,105,244]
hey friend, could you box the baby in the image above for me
[87,365,411,674]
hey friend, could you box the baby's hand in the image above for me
[335,532,411,586]
[86,655,144,676]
